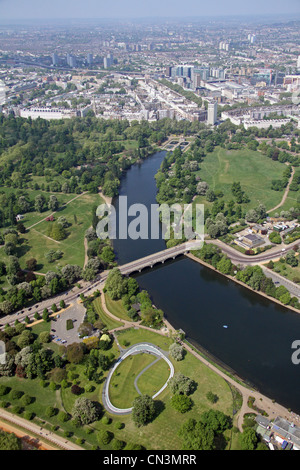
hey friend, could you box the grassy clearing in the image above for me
[109,353,155,408]
[137,358,171,396]
[194,147,286,212]
[93,296,124,330]
[4,192,104,274]
[115,328,173,350]
[104,294,132,322]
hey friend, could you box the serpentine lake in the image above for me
[112,150,300,414]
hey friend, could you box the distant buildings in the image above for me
[51,53,59,67]
[104,53,114,69]
[67,54,77,68]
[86,53,93,66]
[219,41,230,51]
[221,104,298,128]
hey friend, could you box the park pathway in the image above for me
[267,166,295,214]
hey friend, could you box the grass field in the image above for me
[109,353,160,409]
[194,147,287,212]
[136,357,171,396]
[104,294,133,322]
[0,192,104,275]
[93,296,124,330]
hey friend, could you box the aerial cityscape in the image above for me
[0,0,300,455]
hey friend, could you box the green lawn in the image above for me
[194,147,287,212]
[104,294,133,322]
[137,357,171,397]
[266,258,300,283]
[93,296,124,330]
[0,192,104,274]
[115,327,173,350]
[109,353,156,408]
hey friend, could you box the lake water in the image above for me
[113,150,300,414]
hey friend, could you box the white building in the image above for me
[207,101,218,125]
[243,119,291,130]
[19,107,76,120]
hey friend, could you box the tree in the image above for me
[57,216,68,228]
[0,429,22,450]
[100,246,115,265]
[132,395,156,427]
[206,391,219,404]
[34,194,46,213]
[238,427,258,450]
[199,409,232,433]
[196,181,209,195]
[61,264,82,285]
[286,250,298,267]
[39,331,51,343]
[216,256,233,275]
[18,196,31,213]
[140,307,163,328]
[178,418,215,450]
[206,189,216,202]
[245,209,259,223]
[45,250,63,263]
[169,343,184,361]
[269,231,281,244]
[26,258,37,271]
[48,195,59,211]
[170,394,193,413]
[82,266,97,282]
[97,429,113,445]
[48,222,66,241]
[72,397,102,426]
[168,372,195,396]
[105,268,128,300]
[66,342,85,364]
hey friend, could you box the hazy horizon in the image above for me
[0,0,299,21]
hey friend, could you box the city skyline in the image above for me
[0,0,299,20]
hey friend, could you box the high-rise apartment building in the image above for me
[207,101,218,126]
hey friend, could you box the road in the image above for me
[262,266,300,298]
[207,238,300,265]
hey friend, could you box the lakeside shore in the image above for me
[186,252,300,316]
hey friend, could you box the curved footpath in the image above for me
[102,342,174,415]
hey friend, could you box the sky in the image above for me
[0,0,299,21]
